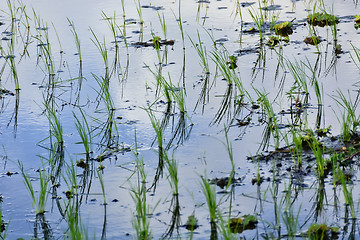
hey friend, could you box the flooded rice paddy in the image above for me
[1,0,360,239]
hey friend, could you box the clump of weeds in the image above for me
[228,214,258,233]
[304,35,321,45]
[306,223,340,239]
[227,55,238,69]
[307,12,339,27]
[274,20,293,36]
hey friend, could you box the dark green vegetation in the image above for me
[1,0,360,239]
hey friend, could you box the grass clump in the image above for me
[19,162,50,215]
[228,215,258,233]
[304,36,321,45]
[307,12,339,27]
[184,215,198,231]
[307,223,340,240]
[274,21,293,36]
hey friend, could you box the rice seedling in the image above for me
[73,108,93,160]
[350,43,360,70]
[188,31,210,74]
[291,129,303,168]
[248,1,266,41]
[210,46,246,124]
[281,182,301,238]
[164,152,179,196]
[93,74,118,149]
[254,88,281,150]
[96,169,107,205]
[337,168,356,219]
[332,90,360,142]
[172,0,185,49]
[63,160,80,201]
[120,0,126,18]
[309,137,327,179]
[144,106,164,154]
[90,28,109,81]
[43,100,64,151]
[232,0,243,23]
[19,161,50,215]
[0,1,20,90]
[223,126,235,190]
[102,11,122,77]
[64,197,90,239]
[135,0,144,25]
[130,132,157,240]
[200,175,217,224]
[195,0,206,23]
[67,18,82,64]
[286,58,309,101]
[158,11,167,40]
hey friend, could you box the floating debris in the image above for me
[132,39,175,48]
[0,88,15,96]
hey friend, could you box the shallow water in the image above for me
[1,0,360,239]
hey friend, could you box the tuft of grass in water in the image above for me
[307,11,339,27]
[189,31,210,74]
[19,161,50,215]
[254,88,281,150]
[286,57,309,102]
[43,101,64,152]
[337,167,356,218]
[102,11,123,77]
[64,195,90,239]
[93,74,119,149]
[223,126,235,190]
[73,108,93,160]
[200,174,217,224]
[210,46,246,124]
[130,131,158,240]
[332,90,360,142]
[172,0,185,49]
[33,16,57,85]
[63,160,80,201]
[90,28,109,81]
[309,136,327,179]
[248,0,266,41]
[158,11,167,40]
[144,106,164,154]
[164,152,179,195]
[350,43,360,70]
[0,0,20,90]
[281,182,301,238]
[96,169,106,205]
[67,18,82,63]
[135,0,144,25]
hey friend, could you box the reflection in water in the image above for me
[34,213,54,240]
[195,73,211,113]
[210,221,218,240]
[252,43,266,82]
[305,180,327,223]
[166,112,192,150]
[7,90,19,136]
[162,194,181,239]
